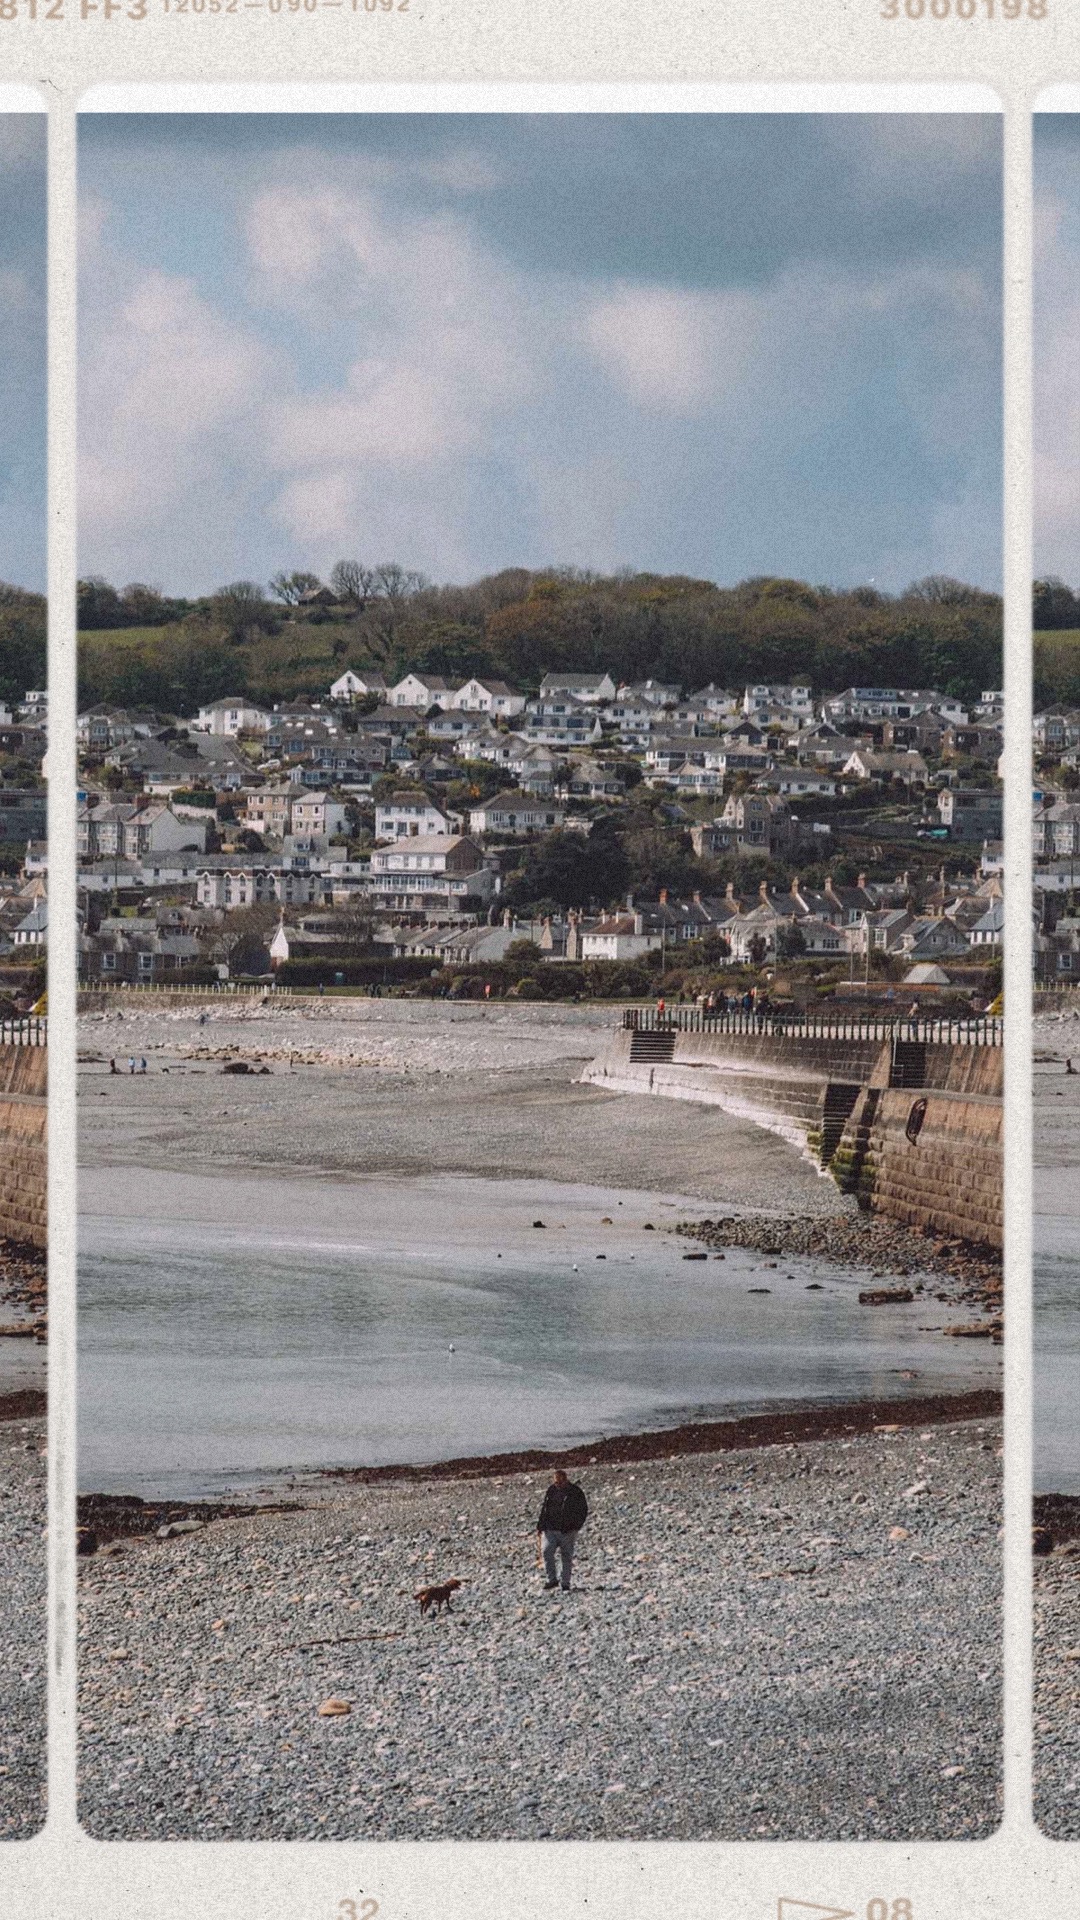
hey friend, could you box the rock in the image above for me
[221,1062,251,1075]
[156,1519,203,1539]
[317,1697,352,1717]
[1033,1526,1054,1557]
[76,1527,98,1557]
[682,1252,707,1262]
[600,1217,613,1226]
[903,1482,930,1501]
[859,1289,915,1306]
[747,1287,771,1294]
[888,1527,910,1542]
[532,1221,546,1229]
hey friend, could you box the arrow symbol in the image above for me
[777,1903,857,1920]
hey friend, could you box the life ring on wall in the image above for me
[905,1096,928,1146]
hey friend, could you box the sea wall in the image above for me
[0,1044,47,1250]
[581,1027,1002,1247]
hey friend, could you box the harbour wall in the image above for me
[0,1044,47,1250]
[581,1027,1002,1248]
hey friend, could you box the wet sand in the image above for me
[78,999,851,1212]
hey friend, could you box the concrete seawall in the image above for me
[0,1045,47,1250]
[581,1026,1002,1248]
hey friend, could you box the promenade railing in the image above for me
[79,981,292,1000]
[0,1017,47,1047]
[621,1004,1003,1047]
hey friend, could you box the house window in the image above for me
[102,953,116,970]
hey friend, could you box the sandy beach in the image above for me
[78,998,854,1208]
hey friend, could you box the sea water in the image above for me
[1035,1209,1080,1494]
[78,1164,999,1499]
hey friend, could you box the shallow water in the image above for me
[1035,1211,1080,1494]
[79,1165,997,1499]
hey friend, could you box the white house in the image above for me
[329,669,387,703]
[843,748,929,786]
[290,793,349,838]
[375,795,461,840]
[538,672,616,704]
[193,699,271,737]
[389,673,453,710]
[12,899,47,946]
[520,699,604,747]
[468,792,565,835]
[579,913,661,961]
[365,834,497,910]
[450,678,526,718]
[742,683,814,722]
[121,804,208,860]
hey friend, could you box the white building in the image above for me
[538,672,616,704]
[290,793,349,838]
[388,673,453,710]
[468,793,564,835]
[450,678,526,718]
[742,683,814,722]
[579,912,661,961]
[193,699,271,737]
[121,804,208,860]
[376,795,461,840]
[329,669,387,703]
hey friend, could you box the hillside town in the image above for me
[1032,704,1080,985]
[14,664,1006,1003]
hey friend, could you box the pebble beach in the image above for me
[0,1411,46,1839]
[1032,1007,1080,1835]
[77,1414,1002,1841]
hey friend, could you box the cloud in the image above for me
[79,240,278,577]
[76,117,1003,596]
[582,285,751,412]
[0,116,46,590]
[1034,122,1080,582]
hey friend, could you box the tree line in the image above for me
[73,563,1007,713]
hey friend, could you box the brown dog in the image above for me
[414,1578,462,1616]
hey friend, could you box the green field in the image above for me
[78,619,369,709]
[1035,630,1080,708]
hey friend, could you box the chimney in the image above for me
[759,880,769,902]
[692,890,701,905]
[725,881,736,903]
[633,911,644,936]
[659,887,668,905]
[857,873,866,890]
[625,890,634,911]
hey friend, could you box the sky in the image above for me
[0,115,46,594]
[1034,115,1080,588]
[78,113,1003,600]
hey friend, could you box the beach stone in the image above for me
[317,1698,352,1717]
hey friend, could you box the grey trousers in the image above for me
[542,1528,578,1588]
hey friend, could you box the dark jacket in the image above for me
[537,1480,588,1534]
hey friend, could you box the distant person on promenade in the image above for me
[127,1056,136,1074]
[536,1468,588,1592]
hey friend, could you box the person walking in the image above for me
[536,1467,588,1592]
